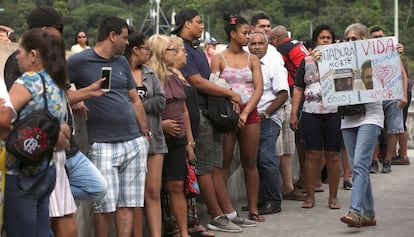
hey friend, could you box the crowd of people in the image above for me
[0,5,411,237]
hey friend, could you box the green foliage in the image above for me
[0,0,413,74]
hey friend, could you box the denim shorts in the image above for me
[383,100,404,134]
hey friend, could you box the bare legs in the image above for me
[95,208,134,237]
[134,154,164,237]
[166,181,189,237]
[279,154,294,194]
[325,151,341,208]
[51,214,77,237]
[302,150,341,208]
[220,123,261,216]
[398,131,409,158]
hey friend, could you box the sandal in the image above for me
[329,199,341,209]
[188,224,215,237]
[340,212,361,228]
[248,213,265,222]
[301,198,315,208]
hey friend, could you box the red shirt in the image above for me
[277,38,309,86]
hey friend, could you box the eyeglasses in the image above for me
[77,35,86,39]
[139,46,150,51]
[346,37,359,41]
[166,48,177,53]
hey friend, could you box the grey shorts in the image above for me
[195,111,223,176]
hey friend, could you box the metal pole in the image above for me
[394,0,399,38]
[156,0,160,34]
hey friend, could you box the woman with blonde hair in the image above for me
[148,34,194,237]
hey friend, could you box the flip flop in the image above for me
[301,199,315,208]
[329,199,341,209]
[249,213,265,222]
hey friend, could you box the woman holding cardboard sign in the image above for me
[290,24,342,210]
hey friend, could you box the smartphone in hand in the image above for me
[101,67,112,92]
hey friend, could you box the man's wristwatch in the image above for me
[262,112,270,120]
[142,131,152,137]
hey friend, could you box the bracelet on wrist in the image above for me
[142,131,152,137]
[187,141,196,147]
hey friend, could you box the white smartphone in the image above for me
[100,67,112,92]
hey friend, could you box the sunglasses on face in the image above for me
[77,35,86,39]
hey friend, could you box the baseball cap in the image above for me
[27,6,73,29]
[171,9,199,35]
[205,37,218,45]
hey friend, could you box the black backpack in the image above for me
[6,73,60,166]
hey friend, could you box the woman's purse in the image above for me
[207,73,239,133]
[185,159,200,197]
[6,73,60,166]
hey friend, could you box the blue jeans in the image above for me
[342,124,381,217]
[5,174,52,237]
[258,119,281,206]
[65,151,107,201]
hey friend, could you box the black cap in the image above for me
[171,9,199,35]
[27,6,73,29]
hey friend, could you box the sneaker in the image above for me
[340,212,361,228]
[283,188,306,201]
[230,215,258,228]
[381,161,392,173]
[360,215,376,227]
[391,156,410,165]
[343,180,353,190]
[369,161,379,174]
[207,215,242,233]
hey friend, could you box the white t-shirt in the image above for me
[340,101,384,129]
[0,78,16,121]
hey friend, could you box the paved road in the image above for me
[199,150,414,237]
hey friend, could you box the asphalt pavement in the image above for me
[199,150,414,237]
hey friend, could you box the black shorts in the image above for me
[163,137,187,181]
[299,112,342,152]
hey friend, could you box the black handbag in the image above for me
[207,96,239,133]
[6,73,60,166]
[338,104,366,117]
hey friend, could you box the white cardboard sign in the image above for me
[317,37,403,106]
